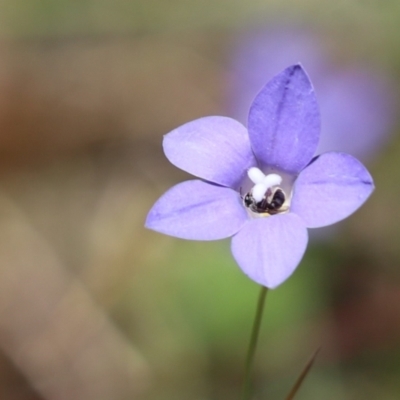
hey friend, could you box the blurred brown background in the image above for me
[0,1,399,399]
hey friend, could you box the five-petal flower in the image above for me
[145,64,374,288]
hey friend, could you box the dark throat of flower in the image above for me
[242,166,291,217]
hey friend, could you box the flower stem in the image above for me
[241,285,268,400]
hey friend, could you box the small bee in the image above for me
[243,187,286,215]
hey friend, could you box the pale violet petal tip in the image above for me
[163,116,256,189]
[231,214,308,288]
[145,180,248,241]
[291,152,374,228]
[248,64,320,174]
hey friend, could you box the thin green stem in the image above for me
[241,286,268,400]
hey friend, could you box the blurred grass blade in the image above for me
[284,347,321,400]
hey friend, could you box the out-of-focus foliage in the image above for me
[0,1,399,399]
[0,0,399,40]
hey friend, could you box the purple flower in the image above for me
[229,28,395,161]
[145,65,374,288]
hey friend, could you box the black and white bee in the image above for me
[243,187,286,215]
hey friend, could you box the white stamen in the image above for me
[247,167,266,184]
[262,173,282,187]
[252,183,268,202]
[247,168,283,203]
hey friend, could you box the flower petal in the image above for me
[291,152,374,228]
[145,180,248,240]
[231,214,308,288]
[163,116,256,189]
[248,64,320,174]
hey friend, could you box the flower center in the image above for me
[243,167,289,216]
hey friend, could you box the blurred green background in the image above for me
[0,1,399,399]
